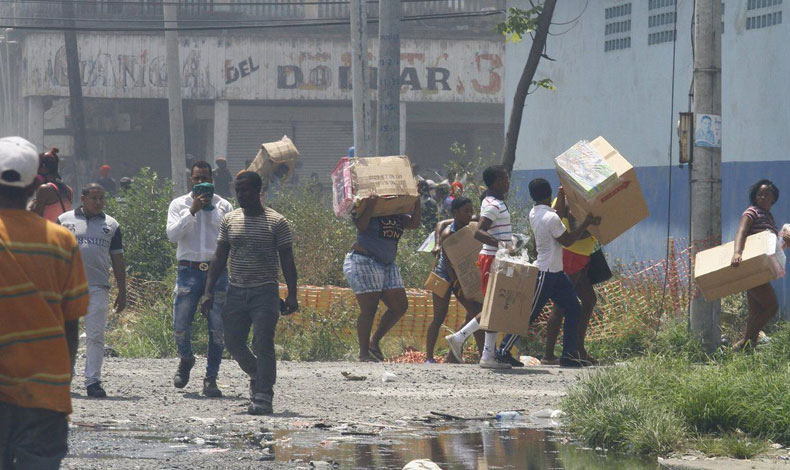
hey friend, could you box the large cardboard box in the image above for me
[555,140,619,199]
[442,223,484,303]
[331,155,419,218]
[479,257,539,336]
[247,135,300,183]
[556,136,649,245]
[694,231,786,301]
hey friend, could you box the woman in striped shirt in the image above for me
[731,179,789,351]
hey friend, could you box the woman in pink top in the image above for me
[30,148,73,222]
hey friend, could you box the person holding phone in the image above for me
[166,160,233,397]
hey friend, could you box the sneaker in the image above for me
[86,382,107,398]
[479,356,512,370]
[424,358,437,364]
[173,357,196,389]
[445,334,464,363]
[559,356,593,368]
[540,357,560,366]
[248,401,273,415]
[497,352,524,367]
[202,377,222,398]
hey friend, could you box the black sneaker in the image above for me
[86,382,107,398]
[202,377,222,398]
[497,352,525,367]
[248,401,273,415]
[173,357,196,389]
[559,356,594,368]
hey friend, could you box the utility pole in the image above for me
[164,3,187,194]
[690,0,722,353]
[376,0,400,156]
[62,0,90,190]
[349,0,373,157]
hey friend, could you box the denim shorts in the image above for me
[343,252,404,294]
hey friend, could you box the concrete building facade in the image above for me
[505,0,789,310]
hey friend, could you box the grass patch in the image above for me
[562,320,790,458]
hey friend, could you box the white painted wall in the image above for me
[506,0,788,169]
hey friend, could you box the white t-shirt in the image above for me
[529,204,567,272]
[479,195,512,256]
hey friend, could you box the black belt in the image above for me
[179,260,210,271]
[352,250,372,258]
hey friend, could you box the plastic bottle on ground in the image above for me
[495,411,521,421]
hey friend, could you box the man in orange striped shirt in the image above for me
[0,136,89,469]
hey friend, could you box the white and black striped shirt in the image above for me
[218,207,293,288]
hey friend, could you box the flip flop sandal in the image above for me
[368,346,386,362]
[358,353,380,363]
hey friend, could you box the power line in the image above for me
[6,0,481,5]
[0,9,504,31]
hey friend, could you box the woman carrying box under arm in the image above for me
[731,179,790,351]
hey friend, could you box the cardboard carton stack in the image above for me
[331,155,419,218]
[247,135,300,183]
[479,255,539,336]
[442,223,484,303]
[555,137,649,244]
[694,231,786,301]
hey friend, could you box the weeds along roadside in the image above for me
[561,319,790,459]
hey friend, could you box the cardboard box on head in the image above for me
[694,231,786,301]
[556,137,649,245]
[479,256,539,336]
[331,155,419,218]
[247,135,299,186]
[442,222,484,303]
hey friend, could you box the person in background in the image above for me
[202,171,299,415]
[344,194,421,362]
[167,160,234,397]
[96,164,117,195]
[442,181,464,216]
[540,189,600,365]
[119,177,132,192]
[424,197,484,363]
[419,180,439,233]
[497,179,600,368]
[30,147,73,222]
[213,158,232,197]
[57,183,127,398]
[0,136,89,468]
[731,179,790,351]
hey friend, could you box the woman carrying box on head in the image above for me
[731,179,790,352]
[424,197,484,363]
[343,195,421,362]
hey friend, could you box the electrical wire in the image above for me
[7,0,478,5]
[660,0,680,323]
[0,9,505,31]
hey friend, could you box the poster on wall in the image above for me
[694,113,722,148]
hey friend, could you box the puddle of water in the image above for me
[270,422,660,470]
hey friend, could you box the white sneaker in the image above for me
[445,334,464,363]
[479,356,512,369]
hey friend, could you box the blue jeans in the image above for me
[0,402,68,470]
[173,265,228,378]
[498,271,581,359]
[222,284,280,404]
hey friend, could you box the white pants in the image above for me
[84,286,110,387]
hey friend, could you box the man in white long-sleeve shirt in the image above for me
[166,160,233,397]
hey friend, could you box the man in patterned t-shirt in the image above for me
[202,171,298,415]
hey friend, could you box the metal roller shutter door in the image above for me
[226,120,293,175]
[292,121,353,182]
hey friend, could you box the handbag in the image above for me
[587,249,612,285]
[424,270,451,298]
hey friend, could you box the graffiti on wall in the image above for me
[24,34,503,103]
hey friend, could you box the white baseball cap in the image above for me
[0,136,39,188]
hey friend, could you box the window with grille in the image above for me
[605,3,632,52]
[647,0,677,46]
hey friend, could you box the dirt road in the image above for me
[64,357,583,469]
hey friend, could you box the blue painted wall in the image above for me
[512,160,790,311]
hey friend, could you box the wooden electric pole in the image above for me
[350,0,373,157]
[62,0,90,190]
[164,3,187,194]
[376,0,400,156]
[690,0,723,353]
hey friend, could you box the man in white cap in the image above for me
[0,136,90,468]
